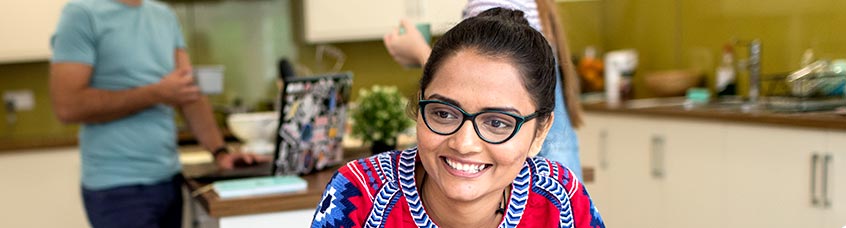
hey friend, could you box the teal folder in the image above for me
[213,175,308,199]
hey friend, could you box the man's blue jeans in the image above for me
[82,175,183,228]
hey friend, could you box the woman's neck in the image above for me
[418,169,505,227]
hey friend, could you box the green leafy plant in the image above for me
[350,85,414,146]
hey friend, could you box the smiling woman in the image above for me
[310,8,604,228]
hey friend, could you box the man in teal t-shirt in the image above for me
[50,0,268,227]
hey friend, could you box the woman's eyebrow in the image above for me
[426,94,463,108]
[480,107,522,115]
[427,93,523,115]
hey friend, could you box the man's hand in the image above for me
[154,68,201,106]
[214,150,274,170]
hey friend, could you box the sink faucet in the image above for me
[734,39,762,102]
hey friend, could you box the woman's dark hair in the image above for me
[415,7,556,127]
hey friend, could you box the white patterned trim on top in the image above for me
[399,148,532,228]
[530,157,575,228]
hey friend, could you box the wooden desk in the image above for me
[183,146,371,218]
[184,166,338,217]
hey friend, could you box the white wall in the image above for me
[0,147,88,227]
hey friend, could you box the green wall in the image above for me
[171,0,297,109]
[0,62,78,140]
[5,0,846,140]
[567,0,846,98]
[288,0,421,101]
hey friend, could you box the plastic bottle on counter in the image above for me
[715,43,737,96]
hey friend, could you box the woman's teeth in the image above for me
[445,158,486,173]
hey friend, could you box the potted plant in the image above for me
[350,85,414,154]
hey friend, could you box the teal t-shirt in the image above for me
[51,0,187,190]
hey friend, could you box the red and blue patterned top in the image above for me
[311,147,605,228]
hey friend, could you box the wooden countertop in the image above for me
[0,136,78,152]
[583,100,846,130]
[184,146,595,218]
[0,129,235,153]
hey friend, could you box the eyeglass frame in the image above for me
[417,99,539,144]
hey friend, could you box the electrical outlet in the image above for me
[3,90,35,111]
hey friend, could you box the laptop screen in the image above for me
[273,72,353,175]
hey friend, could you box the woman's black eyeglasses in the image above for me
[418,100,537,144]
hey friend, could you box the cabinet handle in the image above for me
[599,129,608,170]
[651,135,664,179]
[811,153,820,207]
[822,154,832,208]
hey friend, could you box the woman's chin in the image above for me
[439,185,487,202]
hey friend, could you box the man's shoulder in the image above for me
[145,0,176,13]
[61,0,96,16]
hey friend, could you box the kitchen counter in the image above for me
[0,136,78,152]
[0,128,236,153]
[584,99,846,130]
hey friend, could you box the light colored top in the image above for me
[51,0,186,190]
[463,0,542,32]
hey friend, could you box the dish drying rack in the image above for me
[759,72,846,112]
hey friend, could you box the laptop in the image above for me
[273,72,353,175]
[186,72,353,182]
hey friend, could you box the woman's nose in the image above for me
[447,120,484,154]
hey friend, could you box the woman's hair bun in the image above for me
[476,7,529,26]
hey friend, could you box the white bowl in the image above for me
[227,112,279,154]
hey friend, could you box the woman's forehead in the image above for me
[426,51,535,113]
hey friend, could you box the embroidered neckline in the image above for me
[397,148,531,228]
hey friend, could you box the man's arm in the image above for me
[49,63,199,124]
[174,49,271,169]
[173,50,225,153]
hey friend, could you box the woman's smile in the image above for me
[441,156,492,177]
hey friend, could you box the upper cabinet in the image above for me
[303,0,464,43]
[0,0,67,63]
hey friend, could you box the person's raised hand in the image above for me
[383,19,431,68]
[154,68,201,106]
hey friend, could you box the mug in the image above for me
[194,65,225,95]
[400,22,432,44]
[416,23,431,44]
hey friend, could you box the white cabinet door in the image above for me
[0,0,68,63]
[303,0,406,43]
[578,113,612,210]
[824,131,846,228]
[600,115,665,228]
[724,124,825,228]
[422,0,465,35]
[661,119,726,228]
[303,0,463,43]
